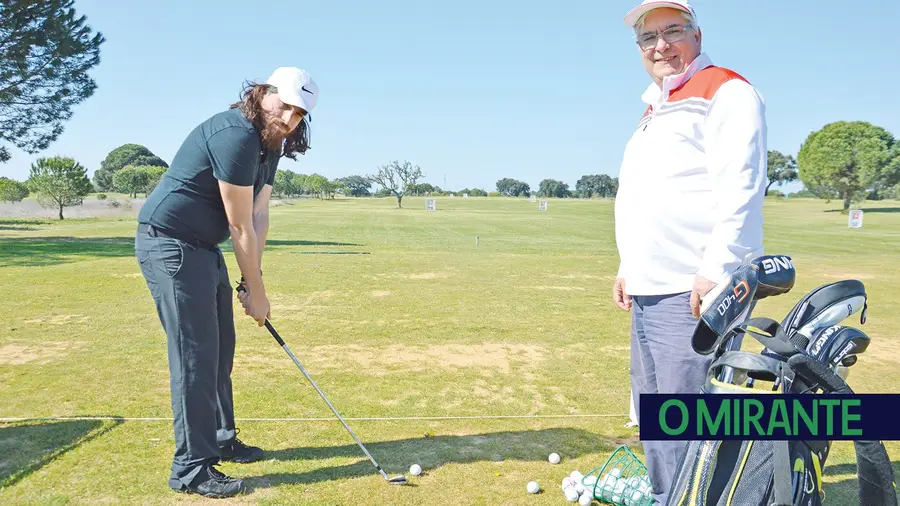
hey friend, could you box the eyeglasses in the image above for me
[636,24,693,50]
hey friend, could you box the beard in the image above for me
[260,117,292,150]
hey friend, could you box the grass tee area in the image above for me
[1,196,898,505]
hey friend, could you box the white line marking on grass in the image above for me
[0,414,629,422]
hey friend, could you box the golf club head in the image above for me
[387,474,408,485]
[751,255,796,300]
[781,280,867,346]
[692,265,759,355]
[807,325,870,369]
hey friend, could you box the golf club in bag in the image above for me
[236,281,407,485]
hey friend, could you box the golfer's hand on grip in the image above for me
[246,291,271,326]
[237,278,270,326]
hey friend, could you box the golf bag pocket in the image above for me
[666,439,827,506]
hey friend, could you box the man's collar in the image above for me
[641,52,714,105]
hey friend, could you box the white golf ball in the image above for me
[570,470,584,482]
[579,490,594,506]
[575,483,585,495]
[565,487,580,502]
[527,480,540,494]
[610,467,622,478]
[612,494,622,503]
[549,452,561,464]
[409,464,422,476]
[562,477,575,489]
[584,475,597,486]
[631,490,644,502]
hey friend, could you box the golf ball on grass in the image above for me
[527,481,540,494]
[409,464,422,476]
[549,452,561,464]
[565,487,580,502]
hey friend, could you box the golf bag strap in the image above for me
[771,439,792,506]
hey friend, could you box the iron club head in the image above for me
[387,474,408,485]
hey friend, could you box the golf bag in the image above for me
[665,257,897,505]
[665,347,832,506]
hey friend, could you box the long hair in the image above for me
[230,82,311,159]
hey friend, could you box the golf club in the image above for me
[808,325,870,371]
[236,282,408,486]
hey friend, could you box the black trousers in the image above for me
[135,224,237,489]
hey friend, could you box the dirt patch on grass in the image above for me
[534,286,585,291]
[0,342,79,365]
[372,290,391,297]
[409,272,449,279]
[558,274,603,280]
[21,314,89,325]
[312,343,546,376]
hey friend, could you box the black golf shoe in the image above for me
[174,464,246,498]
[220,430,264,463]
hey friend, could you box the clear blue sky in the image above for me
[2,0,898,195]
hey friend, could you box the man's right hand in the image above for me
[246,291,271,326]
[239,285,270,326]
[613,277,632,311]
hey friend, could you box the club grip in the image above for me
[235,281,285,346]
[264,320,286,346]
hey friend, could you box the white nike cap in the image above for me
[624,0,697,27]
[266,67,319,113]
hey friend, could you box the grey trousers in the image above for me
[135,224,238,489]
[629,291,714,506]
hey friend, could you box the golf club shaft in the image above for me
[261,319,390,479]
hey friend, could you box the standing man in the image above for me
[135,67,318,498]
[612,1,766,503]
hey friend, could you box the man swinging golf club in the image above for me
[135,66,318,498]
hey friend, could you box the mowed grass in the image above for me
[0,196,898,505]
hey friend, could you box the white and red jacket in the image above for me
[614,52,767,296]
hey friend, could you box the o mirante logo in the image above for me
[639,394,899,441]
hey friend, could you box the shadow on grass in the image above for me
[0,417,124,488]
[821,459,900,505]
[825,207,900,213]
[0,237,136,267]
[246,427,636,488]
[220,239,364,253]
[0,236,365,267]
[0,219,54,225]
[265,240,363,247]
[0,225,38,231]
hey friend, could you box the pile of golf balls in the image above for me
[559,467,654,506]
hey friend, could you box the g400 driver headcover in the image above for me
[691,264,759,355]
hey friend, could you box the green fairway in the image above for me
[1,196,898,505]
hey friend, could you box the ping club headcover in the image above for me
[691,264,759,355]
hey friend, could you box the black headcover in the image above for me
[691,264,758,355]
[781,279,867,336]
[751,255,795,300]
